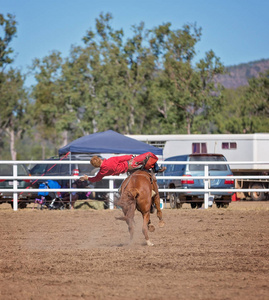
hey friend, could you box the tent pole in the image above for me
[69,152,72,209]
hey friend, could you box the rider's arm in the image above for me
[87,169,107,183]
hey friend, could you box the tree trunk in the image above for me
[8,128,17,160]
[61,130,68,148]
[129,101,135,133]
[92,118,98,133]
[186,116,191,134]
[41,141,46,160]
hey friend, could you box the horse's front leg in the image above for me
[148,218,155,232]
[142,212,154,246]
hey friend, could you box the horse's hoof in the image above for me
[146,240,154,246]
[159,220,165,227]
[148,224,155,232]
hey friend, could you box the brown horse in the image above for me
[115,170,165,246]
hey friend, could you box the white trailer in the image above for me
[127,133,269,200]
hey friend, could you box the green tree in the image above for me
[148,23,225,134]
[59,45,97,139]
[31,51,63,158]
[81,13,158,134]
[82,13,126,133]
[0,13,30,160]
[121,22,157,134]
[28,13,232,146]
[0,13,17,72]
[213,86,247,133]
[193,50,225,133]
[0,69,29,160]
[241,69,269,133]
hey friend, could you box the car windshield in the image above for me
[189,156,228,171]
[0,164,28,176]
[79,164,95,174]
[165,164,185,173]
[30,164,47,175]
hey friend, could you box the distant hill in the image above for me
[215,59,269,89]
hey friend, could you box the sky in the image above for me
[1,0,269,86]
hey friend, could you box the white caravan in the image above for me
[127,133,269,200]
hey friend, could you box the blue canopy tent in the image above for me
[58,130,163,156]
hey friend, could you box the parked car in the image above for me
[29,154,108,202]
[0,163,33,208]
[158,154,235,209]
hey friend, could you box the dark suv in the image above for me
[158,154,234,209]
[0,163,33,208]
[29,154,108,201]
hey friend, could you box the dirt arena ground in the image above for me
[1,200,269,300]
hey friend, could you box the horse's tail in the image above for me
[115,188,138,222]
[115,188,138,208]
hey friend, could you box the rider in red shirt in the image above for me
[84,155,133,183]
[80,153,166,183]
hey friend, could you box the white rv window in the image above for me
[230,142,237,149]
[222,142,237,150]
[222,142,229,149]
[201,143,207,153]
[192,143,207,154]
[192,143,200,153]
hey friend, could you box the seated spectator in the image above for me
[62,181,79,209]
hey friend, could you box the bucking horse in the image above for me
[115,170,165,246]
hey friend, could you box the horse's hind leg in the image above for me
[152,186,165,228]
[123,200,136,241]
[142,212,154,246]
[127,218,135,240]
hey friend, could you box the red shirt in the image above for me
[88,155,133,183]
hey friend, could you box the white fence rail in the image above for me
[1,160,269,211]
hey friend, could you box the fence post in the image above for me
[204,164,209,209]
[109,179,114,209]
[13,164,18,211]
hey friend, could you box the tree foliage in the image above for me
[0,12,268,159]
[0,69,28,159]
[30,51,64,157]
[241,69,269,133]
[0,13,30,160]
[0,13,17,71]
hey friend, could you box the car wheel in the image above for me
[250,184,265,201]
[243,192,249,199]
[191,203,197,209]
[196,202,203,209]
[176,202,183,209]
[169,193,177,209]
[216,202,229,208]
[10,201,27,209]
